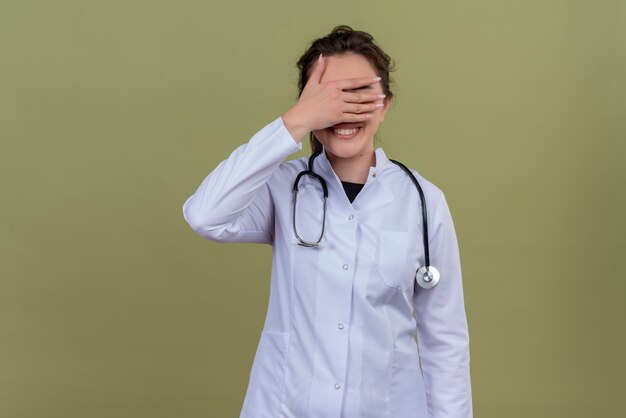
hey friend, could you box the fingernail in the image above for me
[377,94,386,98]
[319,53,323,62]
[373,76,381,81]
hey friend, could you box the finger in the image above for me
[341,112,374,123]
[333,76,381,91]
[342,101,384,115]
[341,91,386,104]
[307,53,326,85]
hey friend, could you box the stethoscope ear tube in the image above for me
[292,154,328,248]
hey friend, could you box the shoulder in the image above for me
[282,155,309,172]
[278,154,309,177]
[266,154,309,189]
[382,156,444,204]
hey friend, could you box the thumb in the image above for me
[307,53,325,85]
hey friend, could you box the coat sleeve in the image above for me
[412,190,473,418]
[182,115,302,245]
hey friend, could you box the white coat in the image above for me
[182,115,473,418]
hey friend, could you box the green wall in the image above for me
[1,1,624,417]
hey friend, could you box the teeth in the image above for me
[333,128,359,135]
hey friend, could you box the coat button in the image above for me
[334,383,341,390]
[348,214,354,220]
[337,323,344,330]
[342,264,349,270]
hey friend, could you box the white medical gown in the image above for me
[182,116,473,418]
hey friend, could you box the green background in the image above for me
[1,1,624,417]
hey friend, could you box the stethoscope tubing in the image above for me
[292,151,440,288]
[387,158,431,269]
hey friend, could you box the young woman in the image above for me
[183,25,473,418]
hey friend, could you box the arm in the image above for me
[412,191,473,418]
[182,116,302,244]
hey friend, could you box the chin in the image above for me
[324,141,365,159]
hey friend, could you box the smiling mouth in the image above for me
[327,126,362,139]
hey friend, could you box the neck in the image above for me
[326,149,376,184]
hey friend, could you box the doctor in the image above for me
[183,25,473,418]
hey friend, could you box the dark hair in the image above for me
[295,25,397,154]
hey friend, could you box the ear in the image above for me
[379,97,392,122]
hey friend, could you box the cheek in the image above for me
[314,129,330,139]
[313,129,324,138]
[312,130,329,143]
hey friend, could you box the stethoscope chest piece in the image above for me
[416,265,440,289]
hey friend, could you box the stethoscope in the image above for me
[291,151,440,289]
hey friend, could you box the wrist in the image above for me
[281,108,310,144]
